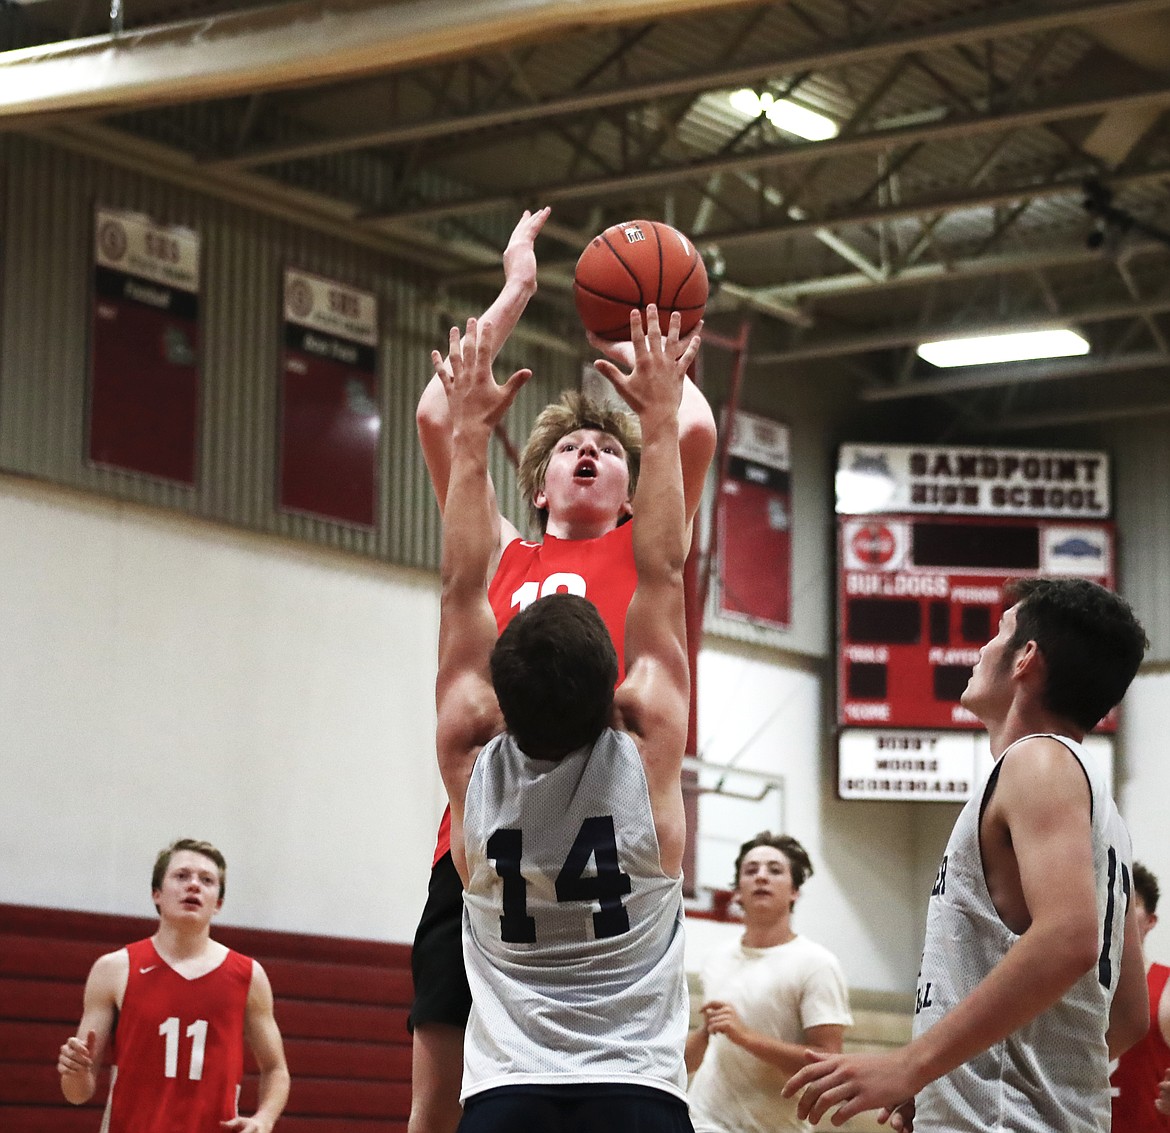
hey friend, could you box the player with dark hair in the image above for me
[1112,861,1170,1130]
[433,306,698,1132]
[787,577,1150,1132]
[410,209,715,1133]
[731,832,816,896]
[57,839,289,1133]
[687,832,851,1133]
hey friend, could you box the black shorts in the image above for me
[408,850,471,1032]
[459,1085,693,1133]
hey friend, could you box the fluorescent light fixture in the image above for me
[729,89,839,141]
[917,329,1090,368]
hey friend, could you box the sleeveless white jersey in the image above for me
[461,727,689,1102]
[913,733,1133,1133]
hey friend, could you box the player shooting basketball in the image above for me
[433,306,699,1133]
[409,208,715,1133]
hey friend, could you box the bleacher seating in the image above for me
[0,903,413,1133]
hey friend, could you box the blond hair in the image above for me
[517,391,641,534]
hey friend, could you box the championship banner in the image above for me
[88,207,201,484]
[278,269,379,527]
[717,410,791,629]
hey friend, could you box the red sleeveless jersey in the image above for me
[1111,962,1170,1132]
[431,522,637,864]
[104,938,253,1133]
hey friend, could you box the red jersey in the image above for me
[104,938,253,1133]
[431,522,638,864]
[1111,963,1170,1131]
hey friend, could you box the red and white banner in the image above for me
[278,269,380,527]
[88,207,201,484]
[717,410,791,630]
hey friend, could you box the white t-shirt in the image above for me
[688,935,853,1133]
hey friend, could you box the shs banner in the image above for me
[717,410,792,630]
[278,269,380,527]
[88,207,201,484]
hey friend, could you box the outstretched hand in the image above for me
[783,1048,918,1128]
[586,317,703,370]
[503,206,550,288]
[433,317,531,434]
[592,305,700,422]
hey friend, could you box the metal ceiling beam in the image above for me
[209,0,1170,170]
[708,164,1170,251]
[860,349,1170,399]
[987,395,1170,429]
[0,0,758,120]
[772,245,1115,302]
[751,295,1170,363]
[365,73,1170,224]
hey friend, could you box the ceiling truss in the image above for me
[4,0,1170,429]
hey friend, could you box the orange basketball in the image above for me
[573,219,708,342]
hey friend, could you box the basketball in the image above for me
[573,219,708,341]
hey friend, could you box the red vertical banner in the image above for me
[88,208,201,484]
[278,269,380,527]
[717,410,792,629]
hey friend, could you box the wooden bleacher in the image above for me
[0,903,413,1133]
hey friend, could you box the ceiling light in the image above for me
[729,89,839,141]
[917,329,1090,368]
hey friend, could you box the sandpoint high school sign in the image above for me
[837,444,1111,518]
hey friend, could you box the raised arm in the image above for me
[417,207,550,547]
[588,326,715,525]
[594,306,700,878]
[435,317,530,882]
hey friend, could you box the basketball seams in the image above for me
[650,221,665,308]
[666,255,700,308]
[599,233,646,305]
[573,218,707,340]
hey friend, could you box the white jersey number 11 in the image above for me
[159,1016,208,1080]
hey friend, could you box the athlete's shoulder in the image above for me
[90,945,131,980]
[995,733,1094,796]
[222,947,258,983]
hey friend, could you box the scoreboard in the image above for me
[839,513,1115,730]
[836,444,1114,801]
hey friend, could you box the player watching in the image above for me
[57,838,289,1133]
[786,578,1150,1133]
[1111,861,1170,1131]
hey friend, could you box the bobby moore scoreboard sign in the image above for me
[836,443,1114,802]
